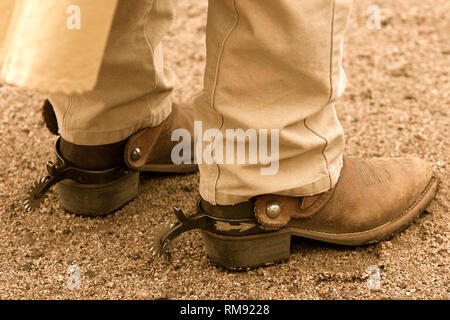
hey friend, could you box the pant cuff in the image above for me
[58,100,172,145]
[209,154,344,206]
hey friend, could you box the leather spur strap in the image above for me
[254,188,335,230]
[124,125,165,170]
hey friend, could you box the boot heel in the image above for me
[201,230,291,269]
[56,170,139,217]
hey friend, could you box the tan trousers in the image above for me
[0,0,353,205]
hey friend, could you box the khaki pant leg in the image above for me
[196,0,353,205]
[0,0,16,66]
[49,0,179,145]
[1,0,118,93]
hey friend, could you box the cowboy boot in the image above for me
[25,103,197,217]
[157,156,438,269]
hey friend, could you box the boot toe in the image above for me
[288,156,437,244]
[392,157,434,205]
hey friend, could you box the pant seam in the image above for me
[143,0,158,116]
[306,0,338,190]
[303,118,333,190]
[328,0,336,104]
[209,0,240,204]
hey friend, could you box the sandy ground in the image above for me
[0,0,448,300]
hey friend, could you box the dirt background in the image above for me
[0,0,448,300]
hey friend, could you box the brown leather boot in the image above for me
[155,156,438,269]
[124,104,197,173]
[25,103,197,217]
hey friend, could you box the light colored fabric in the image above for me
[48,0,178,145]
[0,0,118,95]
[0,0,17,66]
[195,0,353,205]
[1,0,353,204]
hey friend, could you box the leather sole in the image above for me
[202,176,438,269]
